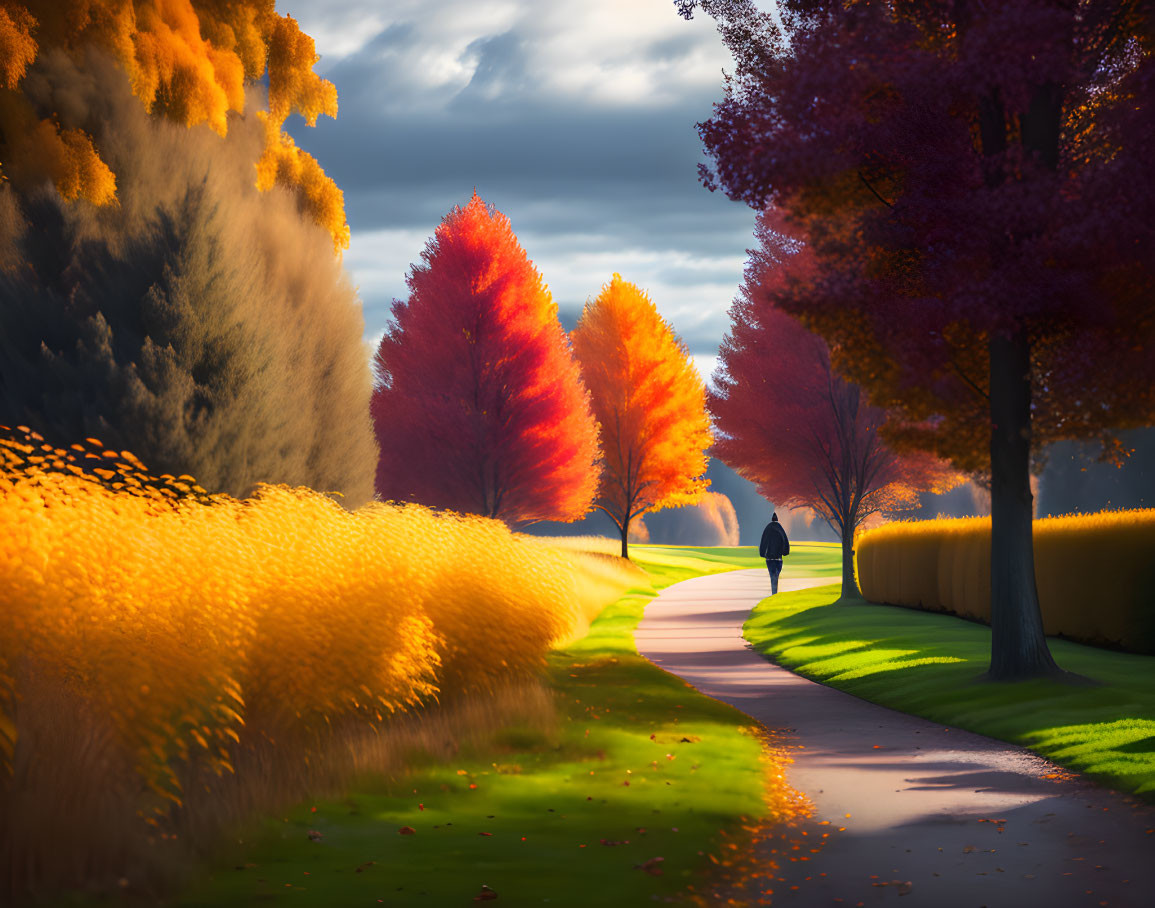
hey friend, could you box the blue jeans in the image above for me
[766,558,783,594]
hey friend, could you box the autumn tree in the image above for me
[679,0,1155,679]
[372,194,600,525]
[0,1,348,248]
[571,275,712,558]
[0,31,376,503]
[710,217,959,599]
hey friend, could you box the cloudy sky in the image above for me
[282,0,756,381]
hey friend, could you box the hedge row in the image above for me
[856,510,1155,653]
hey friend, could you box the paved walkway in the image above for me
[635,569,1155,907]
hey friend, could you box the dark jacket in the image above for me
[759,521,790,560]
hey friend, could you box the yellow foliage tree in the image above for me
[0,1,348,250]
[571,274,712,558]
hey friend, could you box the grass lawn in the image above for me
[744,584,1155,798]
[180,545,831,907]
[630,541,841,590]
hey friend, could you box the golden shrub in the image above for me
[856,510,1155,651]
[0,429,634,802]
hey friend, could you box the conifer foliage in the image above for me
[571,275,712,558]
[372,194,599,525]
[0,2,375,503]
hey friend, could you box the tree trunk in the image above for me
[840,530,862,600]
[620,515,630,560]
[986,329,1061,680]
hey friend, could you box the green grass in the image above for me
[743,585,1155,798]
[629,541,841,589]
[180,546,821,907]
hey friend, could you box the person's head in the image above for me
[771,512,778,522]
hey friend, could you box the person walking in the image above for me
[759,512,790,594]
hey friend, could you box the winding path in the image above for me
[635,568,1155,907]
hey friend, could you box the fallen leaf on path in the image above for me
[637,857,665,876]
[398,826,416,835]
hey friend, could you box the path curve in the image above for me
[635,568,1155,907]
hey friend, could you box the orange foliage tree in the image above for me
[372,194,600,526]
[0,1,348,249]
[571,275,712,558]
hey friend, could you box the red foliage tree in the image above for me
[711,217,958,598]
[571,275,712,558]
[371,194,599,525]
[679,0,1155,679]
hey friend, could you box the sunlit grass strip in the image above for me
[744,584,1155,797]
[626,541,840,590]
[180,546,828,908]
[856,509,1155,652]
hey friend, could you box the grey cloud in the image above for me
[288,8,754,367]
[654,262,749,288]
[294,103,713,193]
[454,31,529,103]
[336,179,751,260]
[290,15,740,239]
[646,30,708,64]
[313,23,422,111]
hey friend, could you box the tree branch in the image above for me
[858,171,895,210]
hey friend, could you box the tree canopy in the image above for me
[681,0,1155,464]
[0,1,348,249]
[711,216,958,598]
[0,58,376,504]
[680,0,1155,678]
[372,194,600,526]
[571,274,712,558]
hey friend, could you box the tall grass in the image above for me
[0,428,639,902]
